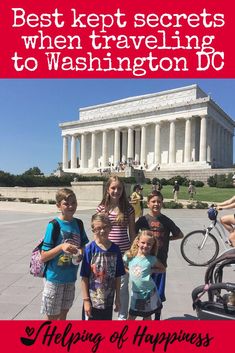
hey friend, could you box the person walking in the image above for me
[130,184,143,220]
[188,182,196,201]
[172,181,180,202]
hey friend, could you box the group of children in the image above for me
[40,176,183,321]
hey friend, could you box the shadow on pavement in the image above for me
[165,314,198,320]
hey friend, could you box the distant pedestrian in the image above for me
[188,182,196,201]
[152,181,162,192]
[139,186,144,217]
[156,182,162,191]
[152,178,162,192]
[130,184,143,220]
[172,181,180,202]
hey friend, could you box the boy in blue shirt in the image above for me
[40,188,89,320]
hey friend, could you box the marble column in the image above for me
[211,119,216,165]
[134,128,141,163]
[71,135,77,169]
[102,130,108,167]
[127,127,134,159]
[91,132,96,168]
[184,118,191,163]
[122,130,127,163]
[229,131,234,166]
[199,115,207,162]
[114,129,120,166]
[219,126,224,167]
[207,118,212,164]
[140,125,147,166]
[224,129,229,167]
[169,121,176,163]
[227,130,231,167]
[62,135,69,169]
[154,123,161,164]
[80,133,87,168]
[215,122,220,166]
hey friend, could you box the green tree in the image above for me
[23,167,44,176]
[0,170,15,186]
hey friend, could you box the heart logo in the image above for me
[20,321,51,346]
[20,337,35,346]
[25,327,35,336]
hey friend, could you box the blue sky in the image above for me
[0,79,234,175]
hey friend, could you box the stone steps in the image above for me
[75,167,235,184]
[144,168,235,184]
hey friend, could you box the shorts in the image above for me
[88,306,113,320]
[129,306,162,318]
[129,287,162,318]
[151,272,166,302]
[41,281,75,316]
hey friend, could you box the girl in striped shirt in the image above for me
[96,176,135,319]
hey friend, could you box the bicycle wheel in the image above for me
[180,230,219,266]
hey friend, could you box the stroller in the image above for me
[192,248,235,320]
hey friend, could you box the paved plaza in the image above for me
[0,201,233,320]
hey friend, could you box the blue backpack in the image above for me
[30,218,84,277]
[207,207,218,221]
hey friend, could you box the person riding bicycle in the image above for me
[216,196,235,247]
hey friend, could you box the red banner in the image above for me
[0,0,234,78]
[0,320,233,352]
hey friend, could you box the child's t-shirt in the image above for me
[135,214,181,267]
[42,217,89,283]
[80,241,125,309]
[123,254,162,312]
[96,204,134,254]
[123,254,157,293]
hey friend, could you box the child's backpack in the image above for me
[30,218,84,277]
[30,219,60,277]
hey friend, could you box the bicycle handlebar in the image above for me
[192,282,235,302]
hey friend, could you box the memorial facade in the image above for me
[59,84,234,173]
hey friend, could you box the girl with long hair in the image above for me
[124,230,165,320]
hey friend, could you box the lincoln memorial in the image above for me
[59,84,234,174]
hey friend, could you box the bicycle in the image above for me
[180,205,233,266]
